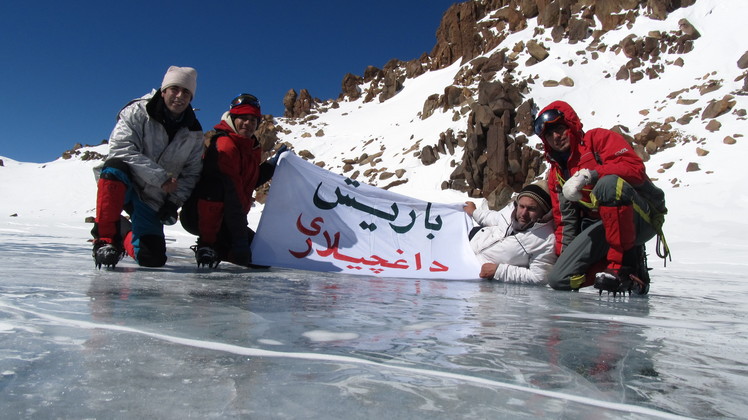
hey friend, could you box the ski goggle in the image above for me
[533,109,564,136]
[231,93,261,109]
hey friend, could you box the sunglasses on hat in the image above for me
[533,109,564,136]
[231,93,261,109]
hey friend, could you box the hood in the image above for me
[536,100,584,159]
[214,111,238,134]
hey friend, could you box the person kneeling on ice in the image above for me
[91,66,204,269]
[464,181,557,284]
[533,100,668,295]
[180,93,286,268]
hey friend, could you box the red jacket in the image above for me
[538,101,647,255]
[211,120,263,215]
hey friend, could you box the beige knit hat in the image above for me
[161,66,197,97]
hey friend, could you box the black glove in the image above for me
[268,144,288,167]
[158,201,179,226]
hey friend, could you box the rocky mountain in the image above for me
[57,0,746,213]
[274,0,746,209]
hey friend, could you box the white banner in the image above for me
[251,153,482,280]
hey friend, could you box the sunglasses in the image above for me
[231,93,261,108]
[533,109,564,136]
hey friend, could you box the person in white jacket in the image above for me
[91,66,204,269]
[464,181,557,285]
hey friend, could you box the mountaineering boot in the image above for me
[594,243,652,297]
[191,243,220,268]
[594,266,634,297]
[93,240,124,269]
[629,245,651,296]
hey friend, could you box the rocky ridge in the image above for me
[57,0,747,210]
[276,0,747,209]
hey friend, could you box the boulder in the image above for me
[705,119,721,132]
[294,89,314,117]
[526,39,549,62]
[420,145,438,165]
[283,88,316,118]
[378,69,405,102]
[678,18,701,40]
[701,96,735,119]
[363,66,383,83]
[537,1,561,28]
[341,73,363,100]
[431,2,483,70]
[255,117,280,152]
[516,0,538,18]
[738,51,748,69]
[421,94,441,120]
[282,89,297,118]
[567,17,592,43]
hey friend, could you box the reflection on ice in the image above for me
[304,330,361,342]
[1,229,747,419]
[0,296,685,419]
[554,313,713,329]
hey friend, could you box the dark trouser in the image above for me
[548,175,657,290]
[180,194,254,267]
[93,160,167,267]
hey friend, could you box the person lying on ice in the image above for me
[533,100,667,295]
[464,181,557,284]
[91,66,204,269]
[180,93,286,268]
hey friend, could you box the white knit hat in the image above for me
[161,66,197,97]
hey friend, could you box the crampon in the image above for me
[191,244,220,268]
[93,241,124,269]
[594,246,651,297]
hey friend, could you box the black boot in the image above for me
[595,245,651,297]
[91,216,130,269]
[93,240,124,269]
[190,241,220,268]
[628,245,651,295]
[594,266,634,297]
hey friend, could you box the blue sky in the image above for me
[0,0,458,163]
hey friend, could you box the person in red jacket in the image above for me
[180,93,285,268]
[533,100,667,295]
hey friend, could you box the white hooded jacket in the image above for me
[470,205,557,285]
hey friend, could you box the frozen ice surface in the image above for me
[1,225,747,420]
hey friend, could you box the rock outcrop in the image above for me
[445,80,545,209]
[61,142,106,161]
[278,0,738,208]
[283,88,317,118]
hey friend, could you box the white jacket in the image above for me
[97,91,204,211]
[470,205,557,285]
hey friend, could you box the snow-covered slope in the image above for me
[275,0,745,196]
